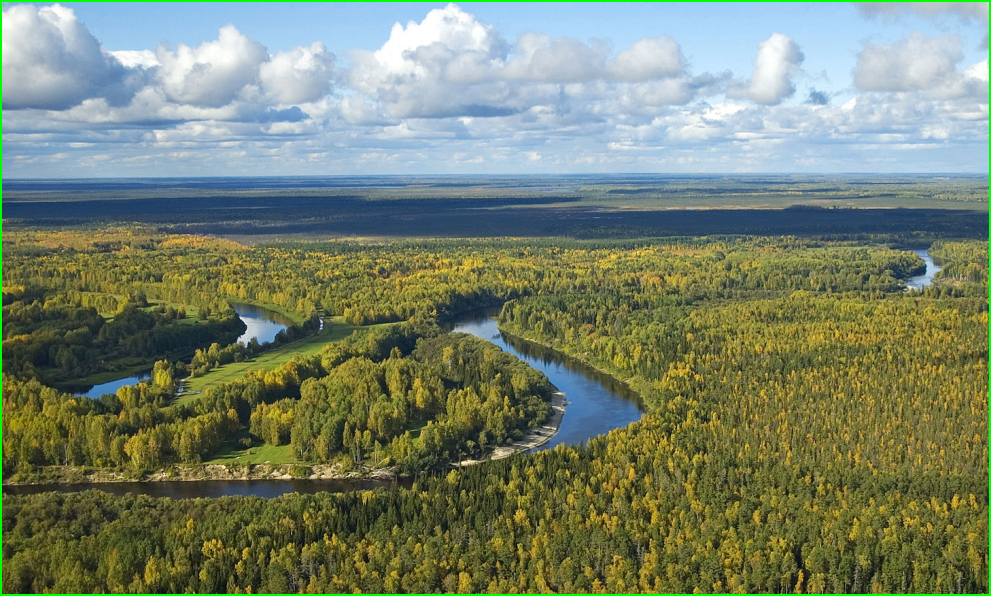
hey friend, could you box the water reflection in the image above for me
[904,248,941,290]
[74,371,151,399]
[71,303,292,399]
[16,306,643,498]
[231,303,293,345]
[448,306,644,452]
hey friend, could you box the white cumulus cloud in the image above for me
[857,3,989,48]
[503,34,609,82]
[855,33,963,92]
[155,24,269,107]
[1,2,986,176]
[259,42,335,105]
[2,4,141,110]
[348,4,512,118]
[854,32,988,101]
[351,4,505,93]
[608,36,685,82]
[730,33,804,105]
[111,50,159,70]
[347,3,699,119]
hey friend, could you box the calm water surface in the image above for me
[448,307,644,452]
[77,371,152,399]
[25,248,942,498]
[904,248,941,290]
[231,302,293,345]
[73,303,291,399]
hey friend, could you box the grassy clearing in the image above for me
[204,442,297,465]
[177,316,398,400]
[85,291,208,322]
[406,420,429,445]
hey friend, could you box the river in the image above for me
[19,248,942,497]
[904,248,941,290]
[12,307,643,498]
[448,306,644,452]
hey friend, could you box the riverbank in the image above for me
[178,316,400,398]
[226,297,307,326]
[3,463,396,486]
[454,390,568,467]
[4,387,565,487]
[497,324,645,408]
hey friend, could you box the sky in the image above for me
[2,2,988,177]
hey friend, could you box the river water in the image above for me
[22,248,940,497]
[22,247,942,497]
[904,248,941,290]
[448,306,644,452]
[76,371,152,400]
[13,308,642,498]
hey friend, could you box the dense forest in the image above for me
[2,228,987,593]
[3,175,987,238]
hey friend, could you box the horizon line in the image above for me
[3,172,989,182]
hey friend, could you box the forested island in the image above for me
[2,214,987,592]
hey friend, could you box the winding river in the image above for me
[8,308,643,499]
[11,246,936,498]
[448,306,644,452]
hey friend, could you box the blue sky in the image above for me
[2,2,988,176]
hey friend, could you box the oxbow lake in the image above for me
[230,302,293,345]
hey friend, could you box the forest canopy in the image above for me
[1,227,987,593]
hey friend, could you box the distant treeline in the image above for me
[3,175,987,239]
[7,203,987,239]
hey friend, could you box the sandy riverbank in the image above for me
[454,390,567,467]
